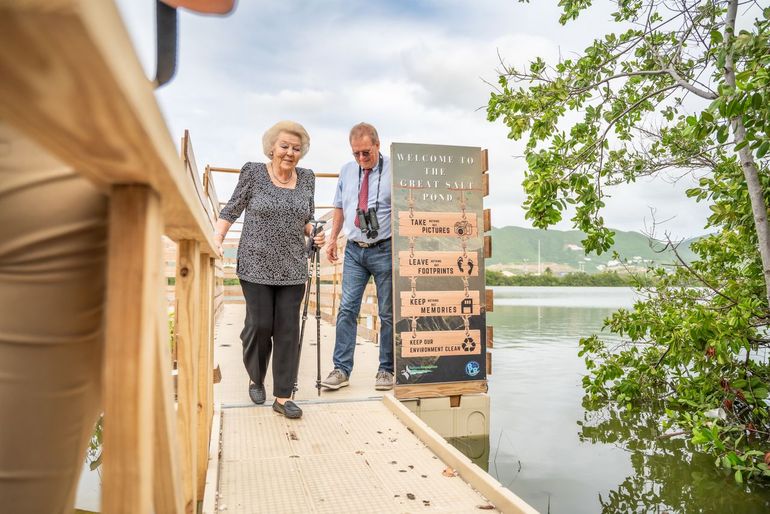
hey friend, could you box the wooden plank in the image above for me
[357,326,378,341]
[480,149,488,172]
[204,166,221,218]
[401,330,482,357]
[399,251,479,277]
[487,326,494,349]
[175,239,201,513]
[485,289,494,312]
[200,409,222,514]
[154,268,185,514]
[383,397,538,514]
[484,235,492,258]
[483,208,491,232]
[210,166,340,179]
[0,1,217,255]
[358,303,379,316]
[182,130,213,225]
[207,259,217,426]
[331,262,340,318]
[196,253,214,499]
[486,351,492,376]
[102,185,161,513]
[394,380,487,399]
[482,174,489,197]
[398,211,480,237]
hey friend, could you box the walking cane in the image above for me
[313,228,323,396]
[292,220,326,400]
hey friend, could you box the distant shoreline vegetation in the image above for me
[486,269,644,287]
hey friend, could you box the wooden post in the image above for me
[484,235,492,259]
[208,257,216,410]
[176,239,201,513]
[331,262,340,318]
[196,253,214,498]
[102,185,161,513]
[153,280,185,514]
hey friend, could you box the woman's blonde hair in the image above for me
[262,120,311,158]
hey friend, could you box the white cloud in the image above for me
[113,0,711,237]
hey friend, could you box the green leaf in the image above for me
[711,29,723,44]
[735,469,743,484]
[89,453,102,471]
[757,141,770,158]
[717,126,728,144]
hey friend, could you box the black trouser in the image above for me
[239,280,305,398]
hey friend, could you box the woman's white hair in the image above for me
[262,120,311,158]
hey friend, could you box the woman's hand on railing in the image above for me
[213,232,224,258]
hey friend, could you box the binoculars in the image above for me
[357,207,379,239]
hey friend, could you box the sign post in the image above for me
[391,143,488,398]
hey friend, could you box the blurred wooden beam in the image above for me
[209,165,339,179]
[0,0,216,254]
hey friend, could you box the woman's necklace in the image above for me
[268,162,294,185]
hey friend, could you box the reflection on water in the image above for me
[485,286,770,514]
[579,400,770,513]
[446,435,490,472]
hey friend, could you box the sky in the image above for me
[115,0,712,239]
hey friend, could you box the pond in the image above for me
[484,286,770,513]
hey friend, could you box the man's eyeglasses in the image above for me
[352,149,373,158]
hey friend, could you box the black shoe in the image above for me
[249,382,266,405]
[272,399,302,419]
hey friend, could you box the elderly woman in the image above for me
[214,121,323,419]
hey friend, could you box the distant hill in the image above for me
[487,226,700,273]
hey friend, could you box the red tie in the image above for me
[355,168,371,227]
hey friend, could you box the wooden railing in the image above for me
[0,2,219,512]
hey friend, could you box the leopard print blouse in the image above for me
[219,162,314,286]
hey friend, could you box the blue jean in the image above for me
[333,240,393,376]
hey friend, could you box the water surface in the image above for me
[486,286,770,514]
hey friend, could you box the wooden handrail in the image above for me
[0,0,217,255]
[209,165,340,178]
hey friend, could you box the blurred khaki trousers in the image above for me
[0,126,107,513]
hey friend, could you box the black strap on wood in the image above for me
[154,1,178,88]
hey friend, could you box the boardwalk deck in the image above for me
[208,304,536,514]
[218,401,500,513]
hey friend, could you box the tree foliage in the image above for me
[488,1,770,483]
[486,269,648,286]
